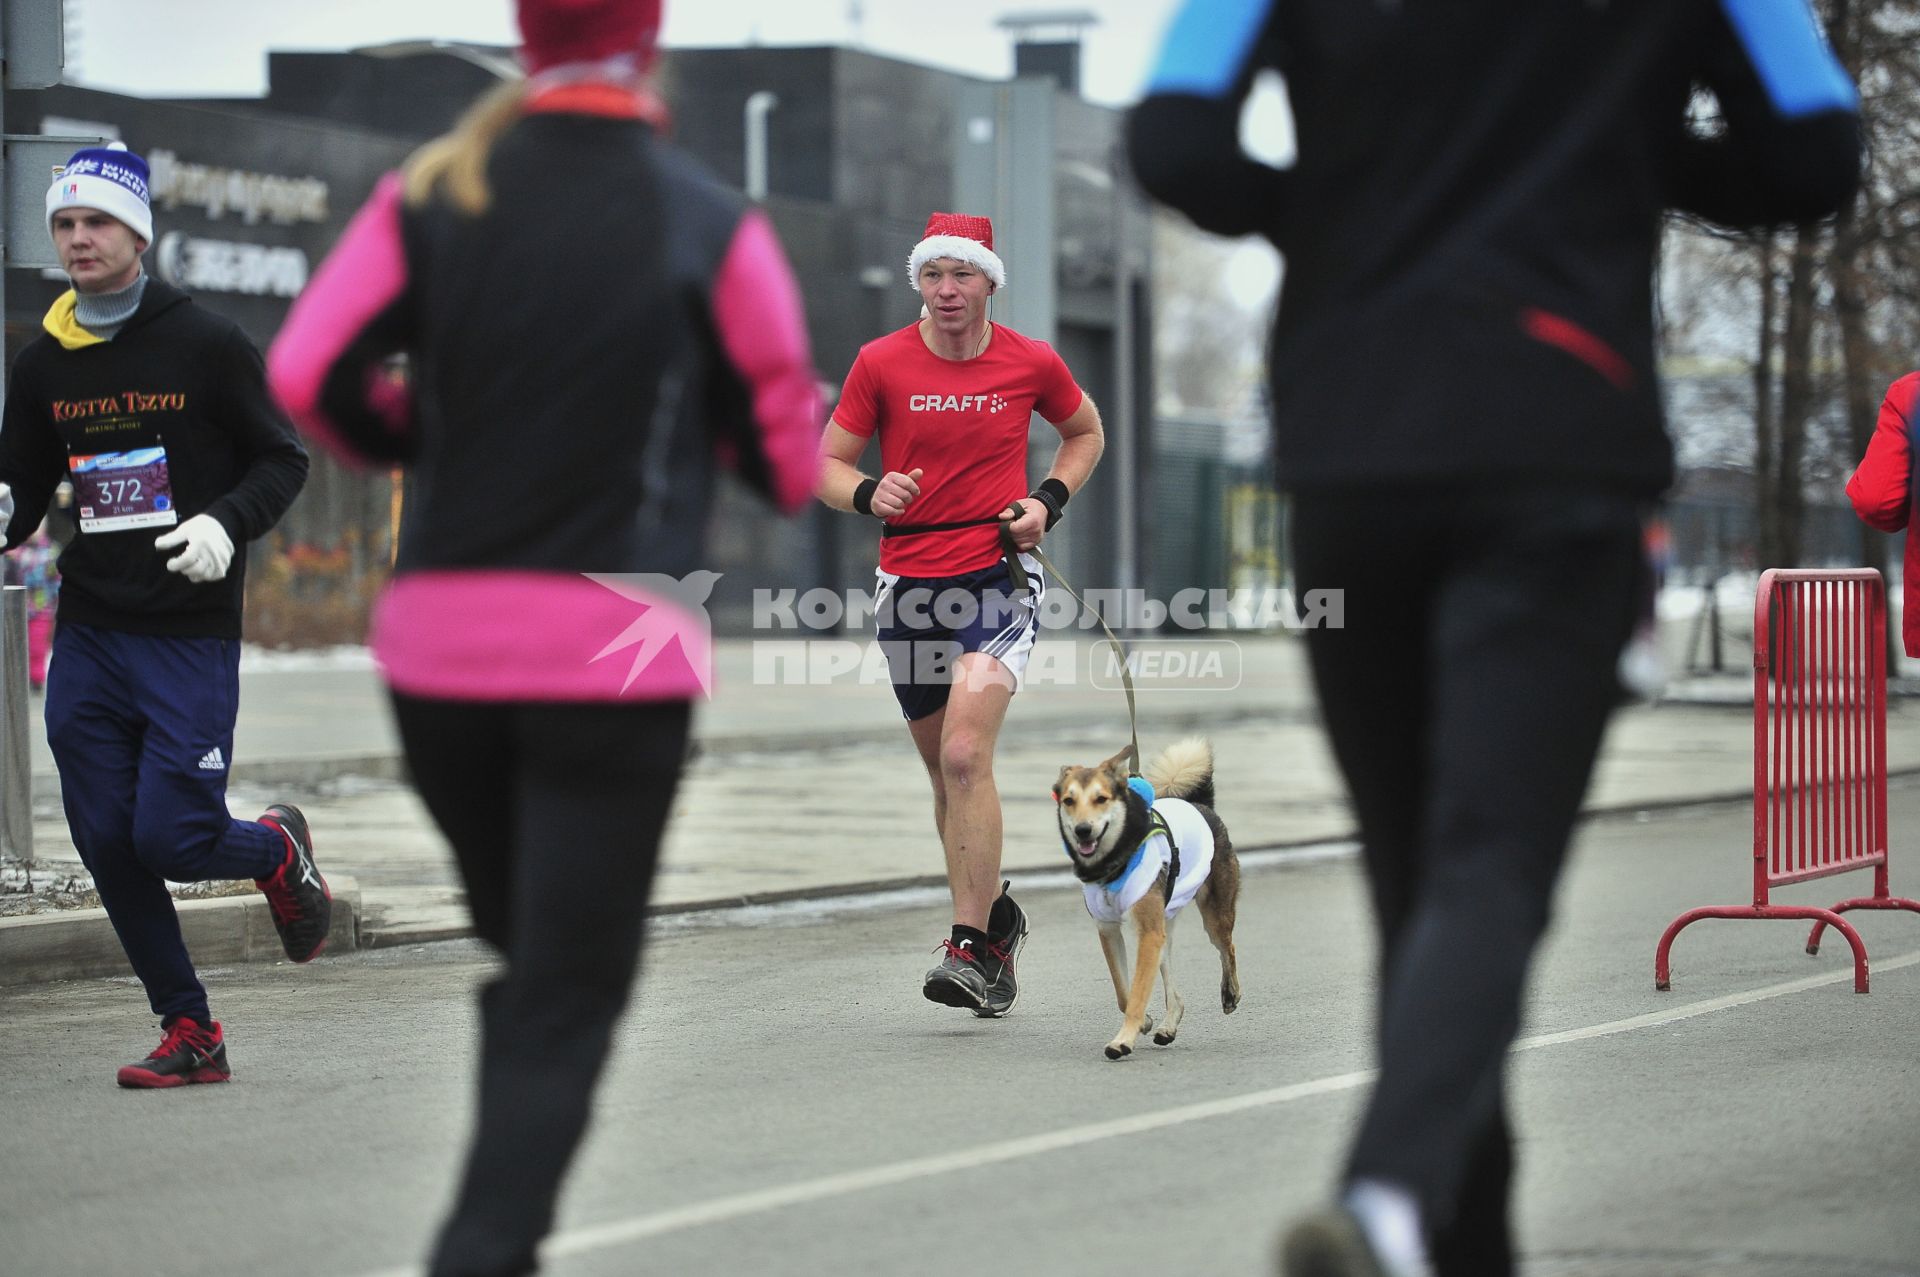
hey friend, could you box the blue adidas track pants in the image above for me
[44,621,288,1024]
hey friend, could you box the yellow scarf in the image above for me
[41,290,106,351]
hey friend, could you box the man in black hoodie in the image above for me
[0,144,328,1089]
[1128,4,1861,1275]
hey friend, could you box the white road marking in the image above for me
[352,948,1918,1276]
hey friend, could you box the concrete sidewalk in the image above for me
[9,632,1920,984]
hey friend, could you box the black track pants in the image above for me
[390,694,693,1277]
[1290,484,1642,1276]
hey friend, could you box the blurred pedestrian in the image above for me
[817,212,1104,1017]
[1128,4,1861,1275]
[1846,373,1920,654]
[4,517,59,690]
[267,2,821,1272]
[0,142,325,1089]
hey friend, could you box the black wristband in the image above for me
[1031,478,1070,529]
[853,477,879,517]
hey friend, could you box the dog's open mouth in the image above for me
[1070,839,1099,859]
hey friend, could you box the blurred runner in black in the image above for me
[1128,3,1860,1275]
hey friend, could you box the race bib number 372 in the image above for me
[72,447,179,533]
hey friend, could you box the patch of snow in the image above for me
[239,644,378,673]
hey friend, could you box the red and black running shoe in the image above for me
[117,1017,230,1089]
[255,803,332,963]
[923,937,989,1009]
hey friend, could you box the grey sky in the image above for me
[61,0,1285,310]
[65,0,1188,107]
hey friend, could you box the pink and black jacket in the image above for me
[269,88,822,702]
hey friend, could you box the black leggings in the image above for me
[390,694,693,1277]
[1291,484,1642,1277]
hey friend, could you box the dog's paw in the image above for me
[1222,984,1240,1015]
[1141,1012,1154,1035]
[1104,1039,1133,1060]
[1152,1027,1177,1046]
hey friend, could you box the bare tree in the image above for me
[1664,0,1920,586]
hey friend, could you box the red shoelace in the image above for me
[150,1019,213,1059]
[934,939,981,964]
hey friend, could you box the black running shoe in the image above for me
[923,938,988,1009]
[975,882,1030,1019]
[255,804,332,963]
[1279,1206,1397,1277]
[117,1017,230,1089]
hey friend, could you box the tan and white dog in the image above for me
[1053,737,1242,1059]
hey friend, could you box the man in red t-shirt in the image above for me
[819,212,1104,1017]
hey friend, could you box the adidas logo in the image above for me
[197,747,225,772]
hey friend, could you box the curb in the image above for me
[9,773,1919,989]
[13,693,1791,802]
[23,704,1327,801]
[0,875,361,988]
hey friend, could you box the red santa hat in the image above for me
[907,211,1006,290]
[517,0,663,74]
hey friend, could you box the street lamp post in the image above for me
[744,90,778,202]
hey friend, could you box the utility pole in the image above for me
[1,0,81,868]
[6,0,96,389]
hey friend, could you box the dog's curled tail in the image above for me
[1145,736,1215,810]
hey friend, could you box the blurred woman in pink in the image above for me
[268,1,821,1272]
[3,483,73,690]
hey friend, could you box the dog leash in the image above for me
[882,502,1144,777]
[999,505,1143,779]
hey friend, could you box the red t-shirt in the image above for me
[834,323,1084,575]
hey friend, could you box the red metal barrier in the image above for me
[1655,569,1920,993]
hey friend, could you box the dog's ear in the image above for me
[1098,745,1133,775]
[1053,764,1074,801]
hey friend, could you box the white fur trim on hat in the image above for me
[907,235,1006,290]
[47,146,153,247]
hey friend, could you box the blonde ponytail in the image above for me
[402,78,530,216]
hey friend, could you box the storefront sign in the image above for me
[147,148,329,225]
[155,231,309,297]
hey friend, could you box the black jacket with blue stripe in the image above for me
[1127,0,1861,496]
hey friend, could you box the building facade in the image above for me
[4,39,1159,638]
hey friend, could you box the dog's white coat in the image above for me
[1080,797,1217,924]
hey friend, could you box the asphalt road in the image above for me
[2,798,1917,1277]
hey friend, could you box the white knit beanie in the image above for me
[47,142,153,246]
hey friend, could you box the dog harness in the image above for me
[1082,797,1216,925]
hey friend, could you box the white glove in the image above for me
[155,514,234,583]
